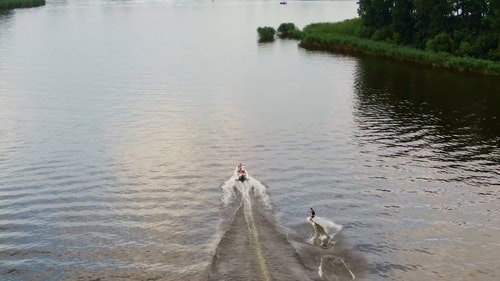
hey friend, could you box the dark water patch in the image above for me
[371,262,414,278]
[410,248,433,255]
[2,267,28,280]
[353,243,386,254]
[353,56,500,187]
[0,249,51,257]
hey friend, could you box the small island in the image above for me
[259,1,500,76]
[0,0,46,10]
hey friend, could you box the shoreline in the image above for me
[0,0,45,10]
[297,21,500,76]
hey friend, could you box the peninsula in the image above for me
[0,0,45,10]
[261,0,500,76]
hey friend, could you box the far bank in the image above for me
[0,0,45,10]
[266,19,500,76]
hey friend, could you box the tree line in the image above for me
[357,0,500,61]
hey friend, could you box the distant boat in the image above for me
[280,0,287,4]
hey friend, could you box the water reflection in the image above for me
[0,10,12,20]
[0,10,13,53]
[353,56,500,186]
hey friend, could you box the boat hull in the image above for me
[237,173,248,181]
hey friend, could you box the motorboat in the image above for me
[234,164,249,181]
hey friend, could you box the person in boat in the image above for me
[235,163,247,180]
[238,163,246,174]
[308,208,315,222]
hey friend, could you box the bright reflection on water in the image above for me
[0,1,499,281]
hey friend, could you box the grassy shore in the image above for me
[298,19,500,76]
[0,0,45,10]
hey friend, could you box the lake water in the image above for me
[0,1,499,280]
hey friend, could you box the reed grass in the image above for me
[0,0,45,10]
[299,20,500,76]
[277,23,301,39]
[257,26,276,42]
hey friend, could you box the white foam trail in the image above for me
[248,177,272,210]
[220,176,272,209]
[219,176,275,280]
[220,177,237,206]
[238,180,272,281]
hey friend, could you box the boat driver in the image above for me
[238,163,245,173]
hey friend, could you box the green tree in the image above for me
[277,23,301,39]
[391,0,415,44]
[358,0,393,29]
[356,0,499,60]
[257,26,276,42]
[453,0,488,32]
[426,32,453,52]
[414,0,453,46]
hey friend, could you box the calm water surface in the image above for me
[0,1,499,280]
